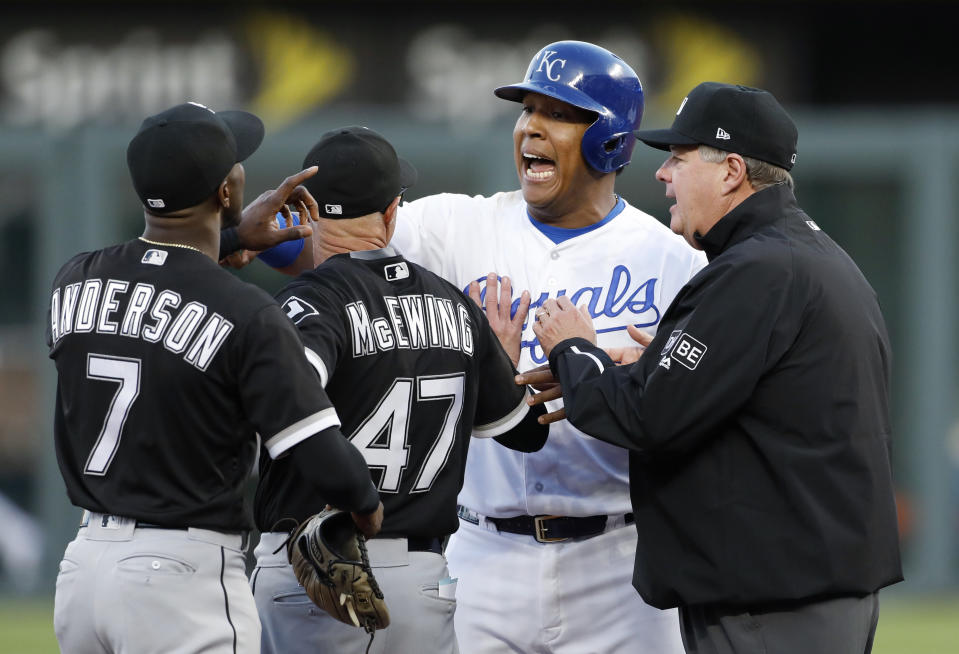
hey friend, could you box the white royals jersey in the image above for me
[394,190,706,517]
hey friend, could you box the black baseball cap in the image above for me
[302,126,417,219]
[127,102,265,212]
[636,82,798,170]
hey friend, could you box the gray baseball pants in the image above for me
[54,512,258,653]
[252,531,458,654]
[679,592,881,654]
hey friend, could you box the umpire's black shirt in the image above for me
[549,184,903,609]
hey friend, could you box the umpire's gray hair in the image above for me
[698,145,794,191]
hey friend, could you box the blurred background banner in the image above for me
[0,0,956,618]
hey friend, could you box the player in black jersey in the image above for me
[250,126,549,654]
[47,103,384,654]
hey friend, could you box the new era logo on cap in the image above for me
[716,127,731,140]
[147,198,166,208]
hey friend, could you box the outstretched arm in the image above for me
[219,166,320,264]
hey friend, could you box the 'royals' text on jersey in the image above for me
[255,249,531,538]
[47,240,338,531]
[393,190,707,518]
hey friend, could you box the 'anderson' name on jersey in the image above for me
[49,274,232,371]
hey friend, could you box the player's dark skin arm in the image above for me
[493,403,549,452]
[289,426,384,538]
[219,167,321,263]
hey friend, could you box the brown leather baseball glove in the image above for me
[287,508,390,632]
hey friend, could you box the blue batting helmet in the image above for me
[495,40,644,174]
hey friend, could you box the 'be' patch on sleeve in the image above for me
[671,333,707,370]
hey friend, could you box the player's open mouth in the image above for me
[523,152,555,181]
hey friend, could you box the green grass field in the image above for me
[1,595,957,653]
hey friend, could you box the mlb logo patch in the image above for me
[660,330,683,356]
[384,262,409,281]
[282,296,320,325]
[141,249,168,266]
[670,333,707,370]
[325,204,343,215]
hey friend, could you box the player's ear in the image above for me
[721,153,748,194]
[217,178,231,209]
[382,196,401,227]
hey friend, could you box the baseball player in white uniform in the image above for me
[389,41,707,653]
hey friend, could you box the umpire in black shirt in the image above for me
[531,83,903,653]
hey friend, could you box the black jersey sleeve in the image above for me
[468,301,540,445]
[274,279,345,388]
[289,426,381,514]
[235,302,341,458]
[493,403,548,452]
[218,227,241,260]
[549,258,789,458]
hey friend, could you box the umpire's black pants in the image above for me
[679,592,880,654]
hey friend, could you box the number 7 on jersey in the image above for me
[84,353,141,475]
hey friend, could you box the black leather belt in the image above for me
[487,513,634,543]
[79,512,180,530]
[406,537,443,554]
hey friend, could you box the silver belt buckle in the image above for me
[534,515,569,543]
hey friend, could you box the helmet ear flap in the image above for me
[582,121,637,173]
[603,134,627,154]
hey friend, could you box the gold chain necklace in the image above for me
[138,237,202,253]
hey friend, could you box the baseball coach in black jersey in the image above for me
[47,102,384,654]
[251,126,549,654]
[531,83,902,654]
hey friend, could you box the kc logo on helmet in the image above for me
[535,50,567,82]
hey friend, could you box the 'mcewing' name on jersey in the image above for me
[346,294,474,358]
[468,264,660,363]
[49,278,233,371]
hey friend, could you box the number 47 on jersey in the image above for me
[350,373,464,493]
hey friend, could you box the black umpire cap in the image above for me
[302,126,417,219]
[127,102,265,212]
[637,82,798,170]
